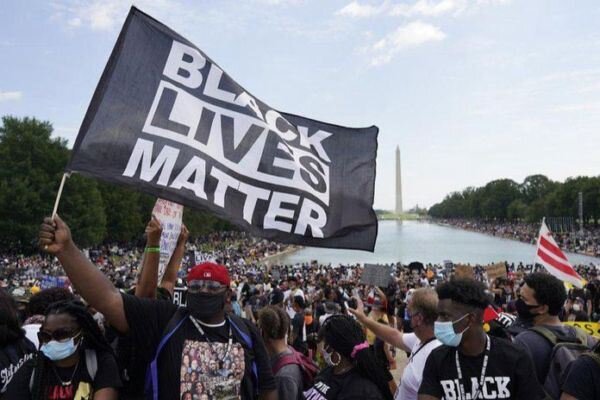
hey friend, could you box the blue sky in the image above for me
[1,0,600,210]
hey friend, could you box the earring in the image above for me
[331,351,341,366]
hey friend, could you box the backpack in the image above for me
[529,326,591,400]
[29,349,97,392]
[145,309,259,400]
[272,346,318,390]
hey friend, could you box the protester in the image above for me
[349,288,441,400]
[514,273,596,396]
[38,215,276,399]
[5,300,121,399]
[418,278,545,400]
[290,296,307,355]
[560,341,600,400]
[258,306,304,400]
[0,288,36,395]
[304,315,393,400]
[22,287,75,349]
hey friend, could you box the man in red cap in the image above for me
[38,215,277,400]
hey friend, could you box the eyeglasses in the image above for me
[188,280,226,293]
[37,328,81,344]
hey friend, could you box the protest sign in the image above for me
[152,198,183,281]
[454,264,474,279]
[67,7,378,251]
[485,262,507,282]
[40,275,68,290]
[194,250,216,264]
[563,321,600,338]
[360,264,392,288]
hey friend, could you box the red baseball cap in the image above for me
[187,262,230,287]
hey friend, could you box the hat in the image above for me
[269,288,284,305]
[187,262,230,287]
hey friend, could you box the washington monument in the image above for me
[395,146,403,215]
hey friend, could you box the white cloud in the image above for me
[390,0,467,17]
[337,0,511,19]
[0,91,23,102]
[51,0,180,31]
[370,21,446,65]
[336,1,387,18]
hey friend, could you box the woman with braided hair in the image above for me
[5,300,121,399]
[303,314,393,400]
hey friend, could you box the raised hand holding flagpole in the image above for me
[535,217,584,288]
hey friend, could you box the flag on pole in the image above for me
[535,219,584,288]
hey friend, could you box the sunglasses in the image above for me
[188,280,226,293]
[37,328,81,344]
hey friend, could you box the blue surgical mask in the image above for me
[41,336,81,361]
[434,313,470,347]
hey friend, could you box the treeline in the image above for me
[0,116,231,253]
[428,175,600,223]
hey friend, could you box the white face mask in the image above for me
[573,304,581,312]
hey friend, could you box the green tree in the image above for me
[0,116,105,251]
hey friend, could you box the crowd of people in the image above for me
[435,219,600,257]
[2,215,600,399]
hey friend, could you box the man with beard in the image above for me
[38,215,276,400]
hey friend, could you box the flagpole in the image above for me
[51,172,71,218]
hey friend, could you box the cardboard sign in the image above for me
[360,264,392,287]
[454,264,474,279]
[563,321,600,338]
[152,198,183,282]
[486,263,507,282]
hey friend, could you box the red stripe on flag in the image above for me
[536,248,580,279]
[539,236,568,262]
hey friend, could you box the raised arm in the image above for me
[134,216,162,299]
[160,224,189,296]
[39,215,129,333]
[347,296,409,352]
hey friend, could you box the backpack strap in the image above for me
[529,326,558,346]
[273,348,300,374]
[85,349,98,381]
[228,314,259,395]
[145,308,188,400]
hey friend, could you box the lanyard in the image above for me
[455,335,490,400]
[408,337,436,363]
[189,315,233,358]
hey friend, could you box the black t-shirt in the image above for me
[121,293,275,400]
[4,349,121,400]
[561,354,600,400]
[303,366,386,400]
[418,336,545,400]
[0,337,35,394]
[292,312,305,348]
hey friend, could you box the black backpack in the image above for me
[529,326,592,400]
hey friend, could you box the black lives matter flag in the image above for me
[68,7,378,251]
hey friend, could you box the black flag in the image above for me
[68,7,378,251]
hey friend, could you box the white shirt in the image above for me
[395,333,442,400]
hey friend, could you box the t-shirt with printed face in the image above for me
[418,336,545,400]
[121,294,276,400]
[303,366,386,400]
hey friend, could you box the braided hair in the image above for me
[31,300,113,400]
[319,315,393,400]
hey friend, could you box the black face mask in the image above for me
[186,292,226,320]
[516,298,540,321]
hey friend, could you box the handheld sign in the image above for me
[67,7,378,251]
[360,264,392,288]
[152,198,183,282]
